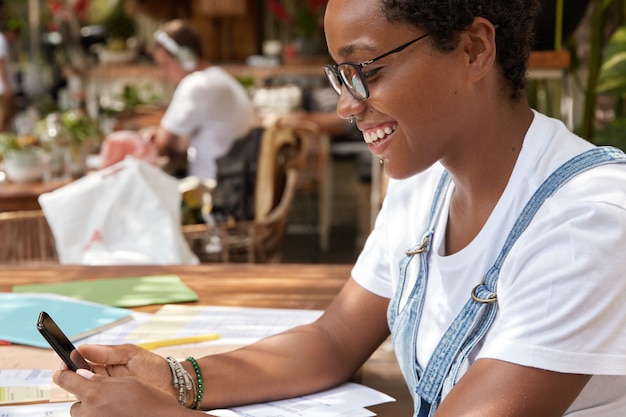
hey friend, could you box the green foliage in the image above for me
[60,109,103,147]
[237,74,255,90]
[594,19,626,149]
[0,132,38,158]
[103,0,136,40]
[597,25,626,96]
[100,84,164,117]
[593,115,626,150]
[119,85,143,110]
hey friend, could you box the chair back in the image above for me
[254,121,301,222]
[0,210,58,264]
[182,121,302,263]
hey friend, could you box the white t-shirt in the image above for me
[0,32,16,95]
[161,66,256,180]
[352,111,626,415]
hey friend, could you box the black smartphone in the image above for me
[36,311,92,371]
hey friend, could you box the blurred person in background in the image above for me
[0,18,20,132]
[142,19,256,181]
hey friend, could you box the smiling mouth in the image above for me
[362,123,397,144]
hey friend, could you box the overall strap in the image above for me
[387,170,451,417]
[390,170,451,329]
[416,146,626,408]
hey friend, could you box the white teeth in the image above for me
[362,125,397,144]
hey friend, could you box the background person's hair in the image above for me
[381,0,541,100]
[156,19,203,67]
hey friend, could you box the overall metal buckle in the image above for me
[471,276,498,304]
[406,236,430,255]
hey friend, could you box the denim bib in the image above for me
[387,147,626,417]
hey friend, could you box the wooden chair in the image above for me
[182,120,302,263]
[0,210,58,264]
[277,117,332,251]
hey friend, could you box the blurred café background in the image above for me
[0,0,625,265]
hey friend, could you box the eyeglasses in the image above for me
[324,33,430,101]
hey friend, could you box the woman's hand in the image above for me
[54,368,198,417]
[55,344,178,398]
[72,344,176,395]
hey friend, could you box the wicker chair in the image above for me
[182,120,302,263]
[0,210,58,264]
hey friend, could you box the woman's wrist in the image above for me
[165,356,201,409]
[182,356,204,409]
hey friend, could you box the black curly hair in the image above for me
[381,0,541,99]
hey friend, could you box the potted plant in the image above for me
[0,133,44,183]
[60,109,103,177]
[33,110,103,179]
[99,0,137,63]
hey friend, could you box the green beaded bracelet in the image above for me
[186,356,204,408]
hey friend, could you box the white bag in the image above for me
[39,157,199,265]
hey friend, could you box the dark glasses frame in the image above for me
[324,32,431,101]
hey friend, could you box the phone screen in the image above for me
[36,311,92,371]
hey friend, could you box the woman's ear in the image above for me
[464,17,497,83]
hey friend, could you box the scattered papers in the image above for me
[0,383,393,417]
[0,306,395,416]
[0,370,54,404]
[126,305,324,346]
[0,401,72,416]
[209,382,395,417]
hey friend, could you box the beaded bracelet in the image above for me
[166,357,188,407]
[186,356,204,408]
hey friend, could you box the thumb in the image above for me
[76,368,102,381]
[78,343,140,365]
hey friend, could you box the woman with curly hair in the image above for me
[54,1,626,416]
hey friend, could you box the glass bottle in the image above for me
[40,113,70,180]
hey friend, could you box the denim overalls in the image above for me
[387,147,626,417]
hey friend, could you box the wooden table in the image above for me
[0,263,412,416]
[0,178,72,212]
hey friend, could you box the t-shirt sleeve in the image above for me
[479,171,626,375]
[351,203,394,298]
[161,74,213,137]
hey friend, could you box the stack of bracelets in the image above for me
[166,356,204,409]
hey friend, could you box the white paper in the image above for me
[0,370,55,404]
[0,370,53,388]
[0,383,392,417]
[208,382,394,417]
[0,401,72,416]
[75,311,151,345]
[126,305,324,346]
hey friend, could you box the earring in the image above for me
[379,158,384,165]
[348,116,355,124]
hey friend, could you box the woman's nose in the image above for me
[335,87,366,121]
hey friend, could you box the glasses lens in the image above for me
[338,64,367,100]
[324,66,343,96]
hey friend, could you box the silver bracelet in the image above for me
[166,356,192,407]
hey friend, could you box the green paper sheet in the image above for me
[13,275,198,308]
